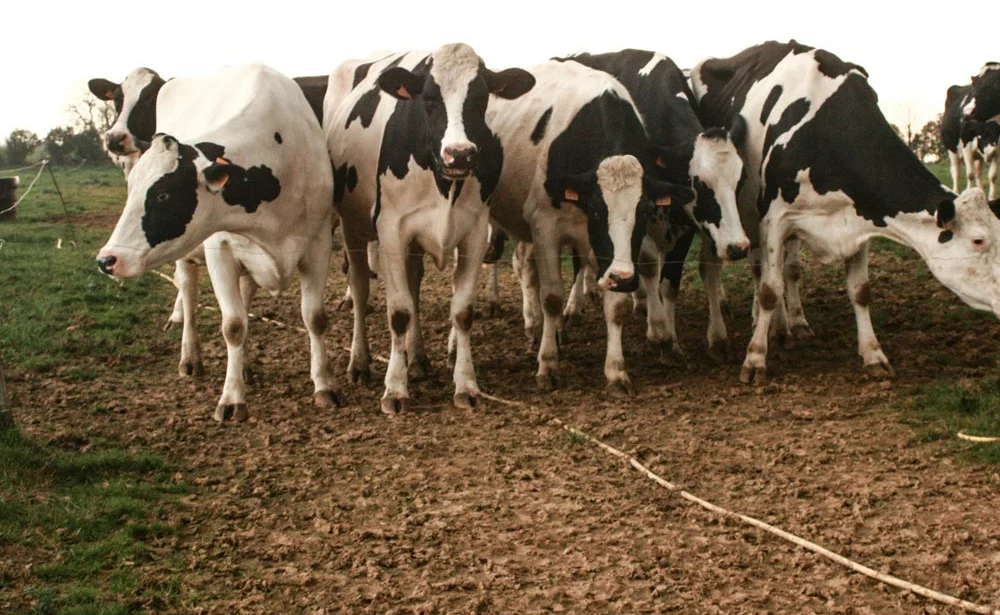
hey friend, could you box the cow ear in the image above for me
[937,199,956,229]
[650,144,690,175]
[484,68,536,100]
[88,78,118,101]
[378,67,424,100]
[644,176,695,208]
[544,171,596,209]
[203,157,232,193]
[728,113,747,148]
[989,197,1000,221]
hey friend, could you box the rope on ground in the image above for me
[957,431,1000,443]
[0,159,48,219]
[555,419,999,615]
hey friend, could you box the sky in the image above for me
[5,1,997,145]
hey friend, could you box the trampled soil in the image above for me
[8,243,1000,614]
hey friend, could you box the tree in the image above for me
[43,126,75,165]
[910,115,946,163]
[5,129,40,165]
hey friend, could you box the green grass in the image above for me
[907,375,1000,465]
[0,428,190,614]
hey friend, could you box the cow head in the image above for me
[962,62,1000,122]
[926,188,1000,317]
[657,114,751,261]
[377,43,534,180]
[96,134,254,278]
[88,67,165,176]
[545,155,694,292]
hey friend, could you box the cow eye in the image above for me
[156,192,169,203]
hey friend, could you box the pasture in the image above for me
[1,163,998,613]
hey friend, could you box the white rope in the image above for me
[0,159,48,218]
[0,160,46,175]
[555,419,999,615]
[957,431,1000,443]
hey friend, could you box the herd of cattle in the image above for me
[87,39,1000,420]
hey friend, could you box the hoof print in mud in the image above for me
[214,403,248,423]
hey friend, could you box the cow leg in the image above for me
[989,156,998,200]
[604,287,635,396]
[741,218,785,384]
[963,144,979,190]
[699,240,730,363]
[845,246,893,378]
[483,262,501,317]
[405,246,430,380]
[513,242,542,345]
[238,275,259,386]
[782,238,813,342]
[297,227,341,409]
[165,290,184,331]
[345,233,372,385]
[656,229,696,361]
[380,238,415,416]
[174,258,204,378]
[450,218,490,408]
[205,241,249,421]
[533,233,564,391]
[637,237,665,344]
[563,249,588,335]
[948,150,961,193]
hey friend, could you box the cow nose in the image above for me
[106,133,127,154]
[727,243,750,261]
[97,255,117,275]
[443,145,477,169]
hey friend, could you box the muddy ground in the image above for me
[9,241,1000,614]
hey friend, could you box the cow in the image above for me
[88,68,341,378]
[486,60,694,394]
[95,63,339,421]
[962,120,1000,199]
[323,43,535,415]
[962,62,1000,123]
[940,84,1000,197]
[690,39,1000,383]
[557,49,750,362]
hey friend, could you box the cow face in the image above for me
[685,116,750,261]
[88,68,165,173]
[926,188,1000,316]
[545,155,694,292]
[96,135,230,278]
[377,43,534,180]
[963,63,1000,122]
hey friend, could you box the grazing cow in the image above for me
[324,43,535,414]
[557,49,750,361]
[487,60,694,394]
[88,68,337,377]
[690,40,1000,383]
[962,62,1000,122]
[96,63,339,421]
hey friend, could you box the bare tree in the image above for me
[66,89,115,135]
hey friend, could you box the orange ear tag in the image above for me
[564,188,579,202]
[655,196,672,207]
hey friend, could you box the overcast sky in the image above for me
[5,1,995,146]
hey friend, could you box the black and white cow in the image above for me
[962,62,1000,123]
[487,60,694,394]
[96,63,339,421]
[691,39,1000,383]
[941,84,1000,197]
[324,43,535,414]
[557,49,749,361]
[89,68,338,378]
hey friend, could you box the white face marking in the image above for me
[104,68,159,158]
[689,133,749,258]
[430,43,480,156]
[596,155,644,287]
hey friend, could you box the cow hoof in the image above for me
[863,362,895,379]
[454,392,478,409]
[314,390,342,409]
[214,403,248,423]
[792,324,815,340]
[707,341,730,364]
[337,296,354,312]
[163,318,180,332]
[408,355,431,381]
[179,360,205,378]
[606,379,636,398]
[536,372,559,392]
[380,396,409,417]
[740,365,767,385]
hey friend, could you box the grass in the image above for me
[0,428,190,614]
[907,375,1000,465]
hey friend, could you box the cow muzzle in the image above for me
[441,145,477,179]
[96,254,119,276]
[726,240,751,261]
[105,132,135,156]
[599,267,635,292]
